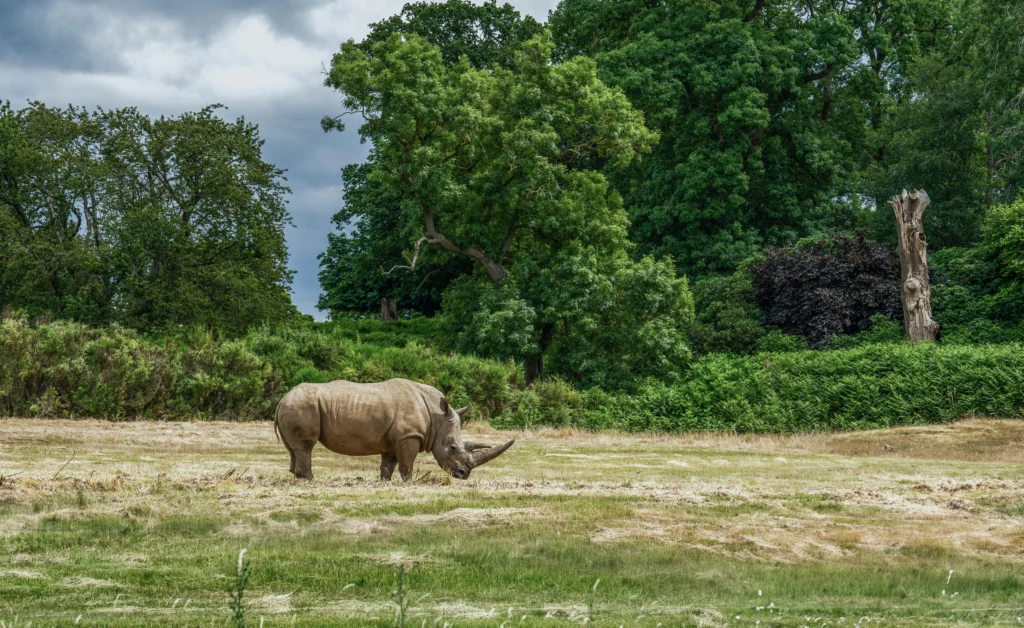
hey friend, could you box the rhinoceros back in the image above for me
[285,379,430,457]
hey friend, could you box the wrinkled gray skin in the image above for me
[274,378,514,481]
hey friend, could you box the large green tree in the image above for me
[100,106,293,334]
[865,0,1024,247]
[318,0,543,317]
[0,102,294,334]
[0,102,112,322]
[549,0,949,275]
[324,33,693,382]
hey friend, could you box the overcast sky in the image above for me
[0,0,559,319]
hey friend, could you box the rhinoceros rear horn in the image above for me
[468,439,515,468]
[455,405,470,418]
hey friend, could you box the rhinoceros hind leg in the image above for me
[293,447,314,480]
[380,454,398,481]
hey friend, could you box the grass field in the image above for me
[1,418,1023,627]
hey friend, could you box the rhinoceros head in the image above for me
[432,403,515,480]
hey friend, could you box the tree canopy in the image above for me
[548,0,952,274]
[317,0,544,316]
[323,31,696,382]
[0,102,294,334]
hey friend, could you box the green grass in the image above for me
[2,510,1021,626]
[1,418,1024,626]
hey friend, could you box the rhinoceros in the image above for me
[273,378,514,481]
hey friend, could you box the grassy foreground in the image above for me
[1,419,1023,626]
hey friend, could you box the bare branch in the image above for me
[802,63,835,84]
[743,0,765,22]
[414,269,440,291]
[381,237,429,275]
[52,450,76,480]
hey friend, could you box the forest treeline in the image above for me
[316,0,1024,384]
[2,0,1024,426]
[0,103,294,335]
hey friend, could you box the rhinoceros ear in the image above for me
[455,405,470,418]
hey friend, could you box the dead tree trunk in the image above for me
[380,298,397,321]
[524,322,555,386]
[889,189,939,342]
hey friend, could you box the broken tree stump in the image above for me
[889,189,939,342]
[380,298,398,321]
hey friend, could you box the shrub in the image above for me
[319,316,446,350]
[499,343,1024,432]
[829,314,905,349]
[8,317,1023,433]
[493,378,584,429]
[751,232,901,348]
[927,200,1024,335]
[0,316,515,420]
[753,329,808,353]
[548,256,694,390]
[686,270,766,356]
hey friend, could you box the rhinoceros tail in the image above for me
[273,400,282,443]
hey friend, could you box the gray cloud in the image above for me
[0,0,558,319]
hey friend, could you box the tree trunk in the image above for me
[524,322,554,386]
[889,189,939,343]
[380,298,397,321]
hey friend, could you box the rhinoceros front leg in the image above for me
[379,453,397,481]
[395,438,421,482]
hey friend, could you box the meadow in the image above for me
[1,417,1023,626]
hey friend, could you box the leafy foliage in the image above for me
[864,0,1024,248]
[926,198,1024,342]
[549,0,947,275]
[8,314,1024,434]
[317,163,469,316]
[750,233,901,348]
[545,256,695,389]
[686,270,766,356]
[501,343,1024,432]
[498,378,585,428]
[0,315,514,420]
[322,31,691,383]
[317,0,543,317]
[361,0,544,70]
[0,102,293,335]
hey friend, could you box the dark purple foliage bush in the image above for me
[751,232,902,348]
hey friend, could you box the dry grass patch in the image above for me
[2,417,1024,626]
[811,418,1024,462]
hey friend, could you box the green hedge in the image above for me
[5,317,1023,431]
[0,317,513,420]
[495,343,1024,432]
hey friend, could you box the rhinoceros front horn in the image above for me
[468,439,515,468]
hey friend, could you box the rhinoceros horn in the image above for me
[463,440,493,451]
[468,439,515,468]
[455,405,470,418]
